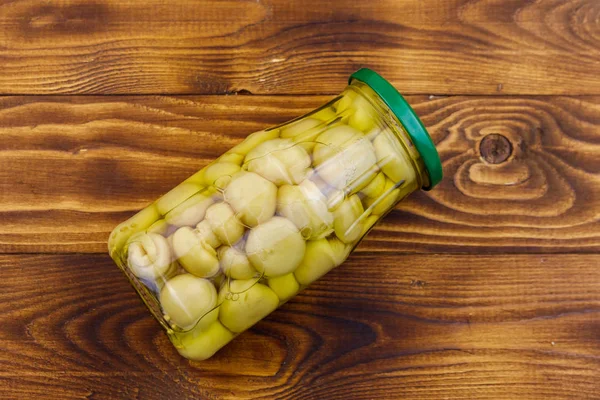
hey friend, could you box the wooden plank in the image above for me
[0,374,196,400]
[1,95,598,254]
[0,0,599,95]
[1,253,599,399]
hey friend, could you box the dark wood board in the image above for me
[0,95,598,253]
[1,253,599,399]
[0,0,599,95]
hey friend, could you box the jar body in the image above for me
[109,79,429,360]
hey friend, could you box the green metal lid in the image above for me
[349,68,443,190]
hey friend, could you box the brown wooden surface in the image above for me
[0,0,599,399]
[2,254,599,400]
[1,95,598,254]
[0,0,600,95]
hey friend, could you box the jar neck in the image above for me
[347,81,430,190]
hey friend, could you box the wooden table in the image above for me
[1,1,599,399]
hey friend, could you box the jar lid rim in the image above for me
[349,68,443,190]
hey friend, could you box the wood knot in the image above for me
[479,134,512,164]
[410,279,427,288]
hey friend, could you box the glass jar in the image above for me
[108,68,443,361]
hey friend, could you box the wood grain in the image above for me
[0,0,599,95]
[1,0,597,398]
[1,253,599,399]
[0,95,598,253]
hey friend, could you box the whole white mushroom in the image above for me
[333,195,365,244]
[294,238,349,286]
[202,162,241,188]
[194,220,222,249]
[176,320,235,361]
[281,118,325,152]
[280,118,322,139]
[245,138,311,186]
[127,232,176,281]
[336,91,358,114]
[360,172,386,199]
[313,125,378,190]
[229,129,280,156]
[160,274,219,331]
[156,182,202,216]
[109,204,161,257]
[347,95,377,133]
[218,279,279,333]
[246,217,306,277]
[268,273,300,302]
[363,178,402,216]
[205,202,245,245]
[277,180,333,240]
[313,125,362,164]
[224,171,277,227]
[218,245,256,280]
[312,107,337,123]
[171,226,221,278]
[165,192,214,227]
[373,128,416,184]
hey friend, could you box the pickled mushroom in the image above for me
[109,204,160,257]
[246,217,306,277]
[313,125,377,190]
[363,178,401,216]
[268,273,300,302]
[184,169,206,186]
[305,171,345,212]
[159,274,218,331]
[146,219,170,236]
[205,202,245,245]
[224,171,277,227]
[313,125,362,164]
[294,238,349,286]
[336,91,358,113]
[277,180,333,240]
[194,220,221,249]
[280,118,322,139]
[347,95,376,133]
[362,214,380,236]
[156,183,202,216]
[373,128,415,183]
[203,162,241,187]
[333,195,365,243]
[127,232,176,281]
[218,279,279,332]
[218,246,256,280]
[312,107,337,123]
[305,169,328,192]
[218,152,245,165]
[325,189,345,212]
[167,233,175,250]
[245,139,311,186]
[347,164,380,194]
[176,320,235,361]
[360,172,386,199]
[165,192,214,227]
[171,226,220,278]
[230,129,280,156]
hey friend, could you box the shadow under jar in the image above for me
[108,69,443,361]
